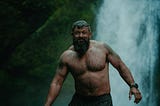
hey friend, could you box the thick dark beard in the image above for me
[73,38,90,57]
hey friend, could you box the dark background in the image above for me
[0,0,101,105]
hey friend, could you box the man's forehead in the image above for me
[74,26,89,31]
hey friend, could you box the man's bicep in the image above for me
[108,53,121,69]
[104,43,121,65]
[105,44,121,69]
[51,62,69,85]
[57,63,68,79]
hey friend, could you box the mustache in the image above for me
[74,37,88,42]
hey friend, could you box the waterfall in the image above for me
[96,0,159,106]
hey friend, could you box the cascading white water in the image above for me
[96,0,159,106]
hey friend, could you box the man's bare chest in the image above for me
[68,48,106,75]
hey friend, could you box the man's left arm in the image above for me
[105,44,142,104]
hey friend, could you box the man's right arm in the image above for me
[45,54,69,106]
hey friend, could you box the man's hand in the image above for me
[129,87,142,104]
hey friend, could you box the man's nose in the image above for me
[79,32,83,37]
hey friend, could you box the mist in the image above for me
[96,0,159,106]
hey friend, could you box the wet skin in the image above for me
[65,41,111,96]
[44,26,142,106]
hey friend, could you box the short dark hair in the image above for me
[72,20,91,32]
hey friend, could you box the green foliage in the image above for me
[6,0,101,78]
[0,0,102,105]
[0,0,54,68]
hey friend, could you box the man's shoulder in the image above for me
[68,45,74,50]
[62,49,74,57]
[90,40,112,53]
[90,40,105,47]
[59,50,73,64]
[60,46,75,59]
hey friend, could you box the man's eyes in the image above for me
[82,31,87,34]
[74,31,87,35]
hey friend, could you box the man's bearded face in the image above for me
[73,37,90,56]
[72,27,91,56]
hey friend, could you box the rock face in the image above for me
[0,0,101,105]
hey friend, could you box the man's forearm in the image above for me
[119,69,135,86]
[45,83,62,106]
[118,62,135,86]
